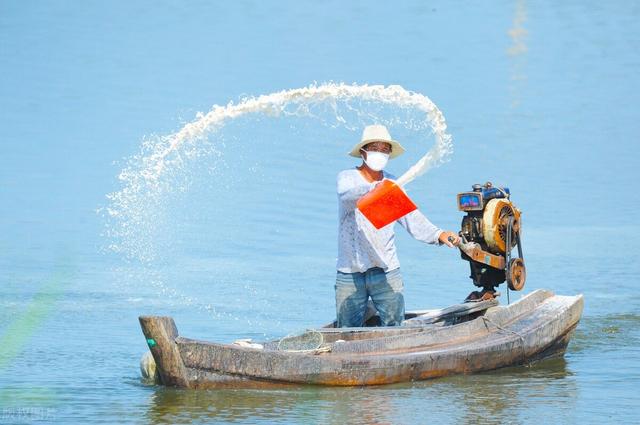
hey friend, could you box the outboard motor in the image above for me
[456,182,526,301]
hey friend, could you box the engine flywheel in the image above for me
[507,258,526,291]
[482,198,521,254]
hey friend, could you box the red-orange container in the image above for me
[357,179,418,229]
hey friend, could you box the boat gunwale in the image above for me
[178,289,573,356]
[176,292,583,362]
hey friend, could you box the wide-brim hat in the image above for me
[348,124,405,159]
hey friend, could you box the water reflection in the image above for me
[145,358,575,424]
[146,385,398,424]
[507,0,528,110]
[431,358,576,423]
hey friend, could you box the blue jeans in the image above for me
[335,267,405,327]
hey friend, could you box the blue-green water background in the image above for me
[1,1,639,423]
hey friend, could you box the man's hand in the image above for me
[439,231,460,248]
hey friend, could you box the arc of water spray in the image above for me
[131,83,452,189]
[106,83,453,263]
[105,83,454,319]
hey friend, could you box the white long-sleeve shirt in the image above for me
[336,168,443,273]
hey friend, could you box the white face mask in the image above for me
[362,150,390,171]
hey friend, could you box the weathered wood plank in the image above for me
[139,316,190,388]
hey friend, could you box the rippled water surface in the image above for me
[1,1,639,423]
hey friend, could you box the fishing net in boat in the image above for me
[277,330,325,352]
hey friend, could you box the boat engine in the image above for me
[456,182,526,301]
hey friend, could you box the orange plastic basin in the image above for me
[357,179,418,229]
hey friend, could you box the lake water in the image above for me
[1,1,639,423]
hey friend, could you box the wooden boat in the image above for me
[139,289,583,388]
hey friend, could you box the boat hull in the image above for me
[139,289,583,388]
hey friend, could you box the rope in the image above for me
[277,345,332,355]
[481,316,530,367]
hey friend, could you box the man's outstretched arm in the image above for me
[397,210,443,245]
[397,210,460,247]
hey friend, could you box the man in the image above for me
[336,124,459,327]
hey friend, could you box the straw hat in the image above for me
[348,125,406,159]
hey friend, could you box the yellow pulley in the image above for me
[482,198,521,254]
